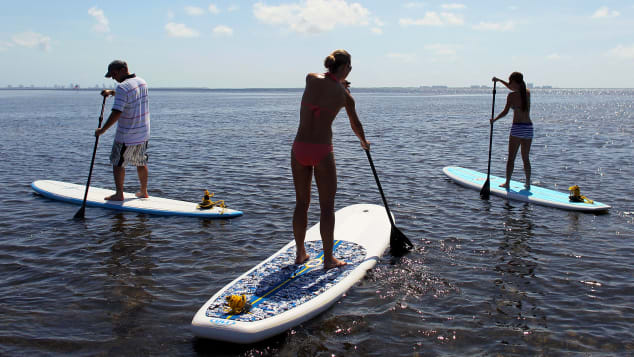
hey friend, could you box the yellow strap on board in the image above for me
[568,185,594,204]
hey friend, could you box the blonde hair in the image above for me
[324,49,351,73]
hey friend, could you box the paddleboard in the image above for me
[443,166,610,212]
[191,203,391,343]
[31,180,243,218]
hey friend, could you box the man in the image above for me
[96,60,150,200]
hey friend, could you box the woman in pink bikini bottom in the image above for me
[291,49,370,270]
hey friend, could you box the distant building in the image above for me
[527,83,534,88]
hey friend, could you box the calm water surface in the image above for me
[0,88,633,356]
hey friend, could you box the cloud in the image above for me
[0,41,14,51]
[386,52,416,62]
[607,44,634,60]
[11,32,51,51]
[441,3,465,10]
[371,17,384,34]
[472,21,515,31]
[213,25,233,37]
[546,53,562,60]
[208,4,220,14]
[165,22,200,37]
[399,11,463,26]
[167,10,175,20]
[88,7,110,33]
[424,43,457,56]
[403,2,425,8]
[185,6,206,16]
[592,6,620,18]
[253,0,370,34]
[227,5,239,12]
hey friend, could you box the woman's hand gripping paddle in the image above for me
[365,149,413,256]
[480,81,496,199]
[74,96,107,219]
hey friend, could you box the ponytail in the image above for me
[324,49,351,73]
[509,72,528,112]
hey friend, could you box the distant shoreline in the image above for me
[1,86,633,91]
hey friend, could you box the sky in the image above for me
[1,1,633,88]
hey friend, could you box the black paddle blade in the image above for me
[389,225,413,257]
[73,206,86,220]
[480,179,491,199]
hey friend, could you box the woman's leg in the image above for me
[501,136,521,188]
[291,152,313,264]
[314,152,345,269]
[520,138,532,189]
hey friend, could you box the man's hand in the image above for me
[101,89,115,97]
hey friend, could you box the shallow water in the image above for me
[0,88,633,356]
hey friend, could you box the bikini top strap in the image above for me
[324,72,339,82]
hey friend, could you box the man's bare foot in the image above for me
[499,182,509,189]
[135,191,149,198]
[295,252,310,265]
[524,184,530,190]
[105,194,124,201]
[324,257,346,270]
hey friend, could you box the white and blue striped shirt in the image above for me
[112,76,150,145]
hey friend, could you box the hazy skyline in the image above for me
[1,1,633,88]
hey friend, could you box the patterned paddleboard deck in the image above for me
[443,166,610,212]
[206,240,366,322]
[31,180,243,218]
[191,204,391,343]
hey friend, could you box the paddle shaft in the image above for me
[481,82,496,197]
[364,149,397,227]
[76,96,107,217]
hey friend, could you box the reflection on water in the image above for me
[493,204,541,333]
[104,214,155,342]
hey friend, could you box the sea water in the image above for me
[0,88,632,355]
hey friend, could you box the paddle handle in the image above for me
[78,96,107,210]
[365,149,397,227]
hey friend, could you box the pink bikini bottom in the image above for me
[292,141,333,167]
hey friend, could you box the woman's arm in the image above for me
[491,93,512,123]
[492,76,512,90]
[344,91,370,150]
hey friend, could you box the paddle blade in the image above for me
[480,179,490,200]
[389,225,413,257]
[73,206,86,220]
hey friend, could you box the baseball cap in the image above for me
[105,60,127,78]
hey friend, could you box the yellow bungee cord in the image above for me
[224,294,251,315]
[569,185,594,204]
[197,189,227,213]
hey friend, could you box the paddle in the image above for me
[364,149,413,256]
[480,81,496,199]
[74,96,108,219]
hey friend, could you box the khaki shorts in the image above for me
[110,141,149,167]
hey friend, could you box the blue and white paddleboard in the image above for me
[443,166,610,212]
[31,180,243,218]
[191,204,391,343]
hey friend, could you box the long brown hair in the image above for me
[509,72,528,111]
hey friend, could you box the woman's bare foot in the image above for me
[324,257,346,270]
[135,191,149,198]
[295,249,310,265]
[105,193,124,201]
[499,182,510,189]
